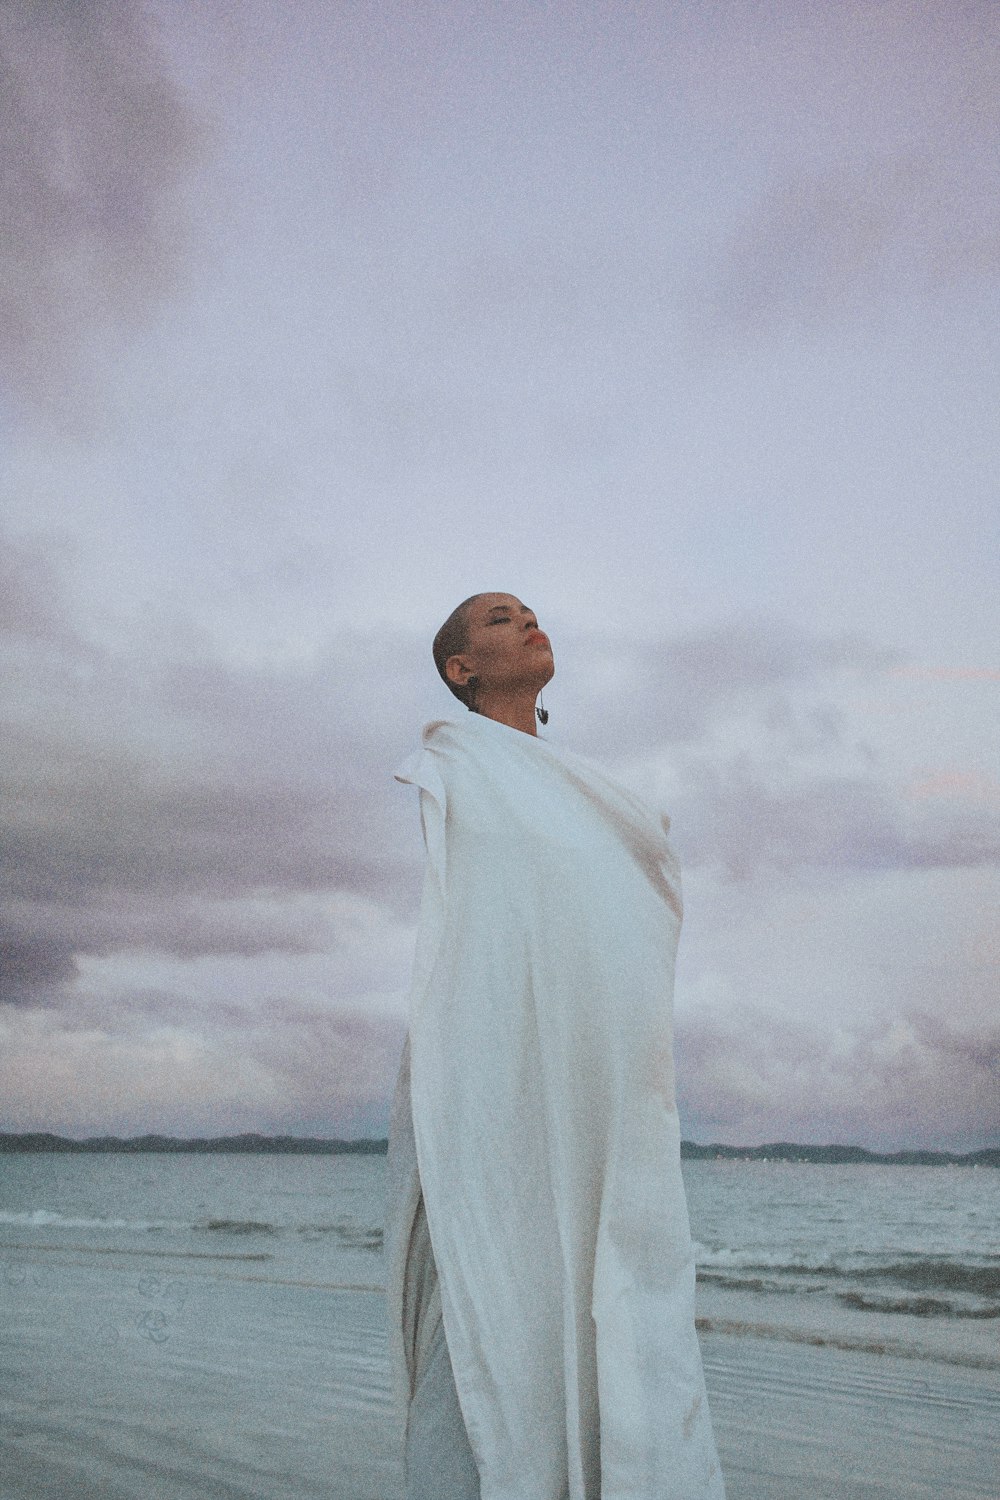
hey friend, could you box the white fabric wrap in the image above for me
[387,713,725,1500]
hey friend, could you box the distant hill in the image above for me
[0,1131,996,1166]
[678,1140,1000,1168]
[0,1131,388,1155]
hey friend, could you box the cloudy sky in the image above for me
[1,0,997,1150]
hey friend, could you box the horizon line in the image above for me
[1,1129,996,1163]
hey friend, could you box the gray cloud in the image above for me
[559,613,1000,882]
[1,888,343,997]
[699,149,1000,339]
[4,735,393,903]
[0,990,406,1139]
[0,534,83,646]
[0,699,422,1006]
[564,609,904,755]
[0,934,78,1003]
[0,0,203,416]
[667,758,1000,882]
[909,1007,1000,1080]
[676,1000,1000,1154]
[236,1004,406,1138]
[0,531,430,1007]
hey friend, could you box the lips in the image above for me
[525,630,550,648]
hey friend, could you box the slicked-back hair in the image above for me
[432,594,485,708]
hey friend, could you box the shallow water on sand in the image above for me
[1,1153,997,1498]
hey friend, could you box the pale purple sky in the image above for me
[1,0,997,1149]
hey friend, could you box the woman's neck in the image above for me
[473,690,539,736]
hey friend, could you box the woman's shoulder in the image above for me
[393,717,470,789]
[419,713,506,753]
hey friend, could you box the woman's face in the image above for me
[449,593,554,694]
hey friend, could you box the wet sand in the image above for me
[1,1249,997,1499]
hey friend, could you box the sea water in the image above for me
[1,1152,997,1499]
[3,1154,995,1362]
[685,1158,999,1370]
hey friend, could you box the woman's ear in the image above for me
[446,654,474,687]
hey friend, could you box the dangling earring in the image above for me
[536,691,548,726]
[467,675,480,714]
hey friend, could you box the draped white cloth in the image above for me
[386,712,726,1500]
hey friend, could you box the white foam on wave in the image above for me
[0,1208,170,1231]
[0,1208,385,1248]
[695,1243,835,1271]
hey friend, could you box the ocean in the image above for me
[1,1152,997,1499]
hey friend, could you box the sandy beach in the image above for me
[1,1243,997,1500]
[701,1329,998,1500]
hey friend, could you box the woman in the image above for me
[387,593,726,1500]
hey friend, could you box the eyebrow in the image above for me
[485,603,531,616]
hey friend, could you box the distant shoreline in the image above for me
[0,1131,996,1165]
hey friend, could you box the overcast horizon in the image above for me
[1,0,997,1154]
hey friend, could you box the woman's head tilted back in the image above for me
[433,593,554,723]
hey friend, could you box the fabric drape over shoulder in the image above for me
[386,713,725,1500]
